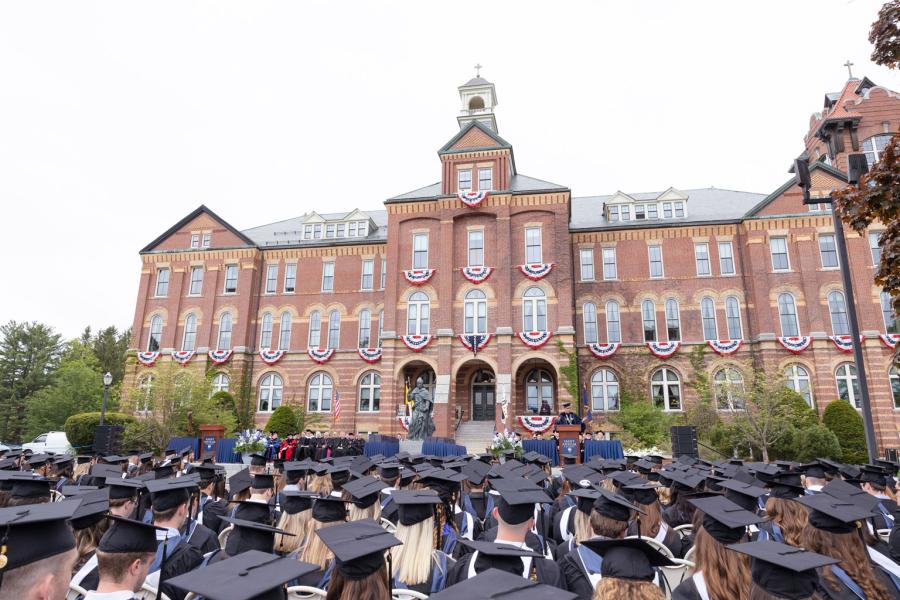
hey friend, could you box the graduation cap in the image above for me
[0,500,78,573]
[228,468,252,495]
[220,516,292,555]
[233,501,274,524]
[250,474,274,490]
[166,549,318,600]
[69,489,109,530]
[0,471,38,491]
[460,539,545,577]
[729,540,839,600]
[104,476,144,500]
[195,465,218,484]
[145,478,196,512]
[521,464,549,484]
[665,470,705,492]
[327,464,352,487]
[0,459,18,471]
[391,489,442,526]
[718,479,767,512]
[821,478,882,512]
[426,567,578,600]
[522,451,550,466]
[690,495,762,544]
[376,462,401,481]
[343,476,384,508]
[860,464,888,487]
[560,465,602,488]
[798,492,877,533]
[10,478,51,500]
[593,489,645,522]
[284,460,316,480]
[875,458,900,474]
[419,468,466,499]
[139,452,154,464]
[316,519,401,581]
[461,460,490,485]
[622,482,661,506]
[52,456,74,469]
[282,491,317,515]
[797,461,828,480]
[768,472,804,499]
[580,538,675,581]
[609,470,643,489]
[26,453,52,467]
[101,455,127,465]
[493,484,553,525]
[99,515,166,554]
[152,462,175,480]
[249,454,267,467]
[568,488,602,515]
[312,496,347,523]
[60,485,99,497]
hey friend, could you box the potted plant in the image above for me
[490,429,524,461]
[234,429,267,464]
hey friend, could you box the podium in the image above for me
[556,425,582,464]
[198,425,225,462]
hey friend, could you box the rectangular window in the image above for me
[348,222,357,237]
[313,224,322,239]
[458,169,472,191]
[694,243,711,276]
[468,230,484,267]
[380,258,386,289]
[265,264,278,294]
[155,268,170,297]
[525,227,542,264]
[602,247,617,280]
[770,237,790,271]
[321,262,334,292]
[336,223,345,238]
[579,248,594,281]
[478,167,493,191]
[819,234,839,268]
[635,204,646,220]
[665,300,681,342]
[870,232,883,265]
[608,206,619,222]
[662,203,672,218]
[201,233,211,248]
[726,298,743,340]
[620,205,631,221]
[648,245,663,278]
[359,221,369,237]
[718,241,735,275]
[883,291,898,334]
[325,224,335,238]
[361,259,374,290]
[413,233,429,269]
[223,264,238,294]
[190,234,199,249]
[701,299,718,341]
[606,302,621,343]
[583,303,598,344]
[642,301,657,342]
[304,225,312,239]
[284,264,296,293]
[647,204,658,219]
[674,202,685,218]
[189,266,204,296]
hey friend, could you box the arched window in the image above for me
[665,299,680,342]
[725,296,743,340]
[358,372,381,412]
[525,369,554,415]
[891,367,900,409]
[407,292,429,336]
[257,373,282,412]
[217,312,233,351]
[307,372,333,412]
[377,310,384,347]
[523,287,547,332]
[784,364,813,408]
[278,311,292,351]
[465,289,488,335]
[701,297,718,341]
[468,96,485,110]
[863,134,893,168]
[882,291,898,333]
[714,368,745,411]
[835,364,860,408]
[137,375,154,413]
[606,301,621,343]
[308,311,321,348]
[651,368,681,411]
[212,373,230,394]
[583,302,598,344]
[182,314,197,352]
[259,312,273,350]
[591,369,619,411]
[778,293,800,337]
[327,311,341,349]
[642,300,657,342]
[148,315,163,352]
[828,291,850,336]
[358,309,371,348]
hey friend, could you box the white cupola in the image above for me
[457,64,498,132]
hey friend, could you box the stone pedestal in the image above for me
[400,440,424,455]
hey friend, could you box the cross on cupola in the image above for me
[844,59,855,79]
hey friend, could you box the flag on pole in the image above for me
[333,390,342,423]
[405,377,411,415]
[582,383,593,423]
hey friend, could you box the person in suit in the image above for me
[555,402,585,433]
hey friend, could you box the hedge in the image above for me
[823,400,868,464]
[65,412,137,451]
[265,405,297,438]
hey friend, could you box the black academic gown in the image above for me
[627,521,685,558]
[560,543,604,600]
[201,498,228,534]
[159,539,205,600]
[185,520,220,555]
[474,526,550,558]
[551,504,577,545]
[445,550,566,589]
[671,574,703,600]
[813,565,900,600]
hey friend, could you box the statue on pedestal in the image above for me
[406,377,435,440]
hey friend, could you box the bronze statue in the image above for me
[406,377,435,440]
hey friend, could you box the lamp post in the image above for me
[99,372,113,426]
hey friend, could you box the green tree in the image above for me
[728,367,800,462]
[122,420,169,454]
[610,391,673,450]
[265,405,297,438]
[794,424,843,462]
[88,326,131,386]
[684,346,721,438]
[293,402,326,432]
[823,400,869,464]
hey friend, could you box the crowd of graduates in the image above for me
[3,443,900,600]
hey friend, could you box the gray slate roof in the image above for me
[570,187,767,231]
[462,76,491,87]
[242,211,388,247]
[387,174,568,202]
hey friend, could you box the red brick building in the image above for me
[127,74,900,451]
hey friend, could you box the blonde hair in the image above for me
[574,508,594,543]
[348,502,381,523]
[601,479,617,493]
[300,518,341,569]
[390,517,436,586]
[593,577,665,600]
[274,509,310,554]
[308,475,333,496]
[73,462,90,480]
[763,497,807,547]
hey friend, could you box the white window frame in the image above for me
[882,291,898,334]
[326,310,341,349]
[591,368,620,412]
[358,309,371,348]
[188,266,204,296]
[259,312,273,350]
[583,302,598,344]
[648,245,664,279]
[217,312,233,351]
[580,248,595,281]
[307,372,333,413]
[828,290,850,336]
[181,313,197,352]
[522,287,547,332]
[725,296,743,340]
[818,234,839,269]
[606,301,621,343]
[380,258,386,289]
[358,372,381,412]
[641,299,657,342]
[465,289,488,335]
[770,237,790,272]
[321,261,335,292]
[651,368,682,412]
[778,293,800,337]
[785,364,813,408]
[718,241,735,276]
[478,167,493,192]
[361,259,374,291]
[155,268,170,298]
[212,373,230,394]
[148,315,163,352]
[458,169,472,192]
[223,264,239,294]
[665,298,680,342]
[284,263,297,294]
[694,243,711,277]
[278,311,292,351]
[525,227,543,264]
[265,264,278,295]
[714,368,745,411]
[407,292,429,335]
[891,367,900,409]
[602,247,617,280]
[257,373,283,413]
[413,233,429,269]
[870,231,883,266]
[701,297,718,341]
[308,311,322,348]
[835,363,860,409]
[201,233,211,248]
[190,234,199,249]
[468,230,485,267]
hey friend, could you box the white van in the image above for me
[22,431,73,455]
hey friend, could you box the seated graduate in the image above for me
[194,465,227,534]
[660,470,705,528]
[82,516,165,600]
[418,469,467,556]
[551,466,603,544]
[555,488,601,562]
[389,489,455,594]
[274,491,316,556]
[206,515,294,565]
[292,495,348,589]
[375,462,402,524]
[433,567,579,600]
[861,465,899,531]
[223,468,252,522]
[756,471,808,546]
[476,477,554,559]
[248,453,267,476]
[622,482,684,558]
[51,456,75,492]
[581,537,674,600]
[316,519,401,600]
[104,477,144,519]
[459,460,493,526]
[67,490,111,590]
[342,475,384,522]
[729,540,839,600]
[8,477,52,507]
[0,501,79,600]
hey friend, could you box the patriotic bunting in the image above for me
[461,266,493,284]
[517,331,553,349]
[457,190,489,208]
[208,349,233,365]
[707,339,743,356]
[398,416,411,432]
[517,415,557,434]
[518,263,554,281]
[171,350,195,366]
[777,336,812,354]
[647,341,681,359]
[403,269,436,285]
[259,349,286,365]
[307,347,335,364]
[880,334,900,350]
[459,334,491,355]
[830,335,865,353]
[588,342,620,359]
[136,351,160,367]
[401,335,432,352]
[357,347,383,364]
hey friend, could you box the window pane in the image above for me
[468,230,484,267]
[458,169,472,191]
[266,265,278,294]
[583,303,598,344]
[525,228,542,264]
[190,267,204,295]
[413,234,429,269]
[322,262,334,292]
[870,232,883,266]
[327,311,340,349]
[156,268,170,297]
[260,313,273,349]
[602,248,617,280]
[361,260,374,290]
[218,313,232,350]
[279,312,292,350]
[828,291,850,336]
[580,248,594,280]
[694,243,711,276]
[771,238,789,270]
[665,299,680,342]
[225,264,239,293]
[606,301,621,343]
[701,298,717,340]
[642,300,657,342]
[819,235,839,268]
[882,291,898,334]
[778,294,799,337]
[308,312,321,347]
[358,310,371,347]
[648,245,663,278]
[478,167,493,191]
[725,297,742,340]
[718,242,735,275]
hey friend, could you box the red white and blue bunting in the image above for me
[461,266,493,284]
[777,336,812,354]
[830,335,865,354]
[358,347,383,364]
[398,416,411,432]
[647,341,681,359]
[259,349,286,366]
[518,263,554,281]
[880,334,900,350]
[517,415,557,434]
[307,347,335,365]
[171,350,195,366]
[459,334,492,355]
[707,339,743,356]
[457,190,489,208]
[401,335,432,352]
[208,349,233,365]
[136,352,160,367]
[588,342,620,359]
[517,331,553,350]
[403,269,436,286]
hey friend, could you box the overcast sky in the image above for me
[1,0,897,341]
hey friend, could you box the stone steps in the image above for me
[454,421,497,455]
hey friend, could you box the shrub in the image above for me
[794,424,842,462]
[265,405,297,438]
[610,397,672,449]
[708,422,744,459]
[823,399,869,464]
[782,390,820,430]
[122,420,169,454]
[769,423,800,461]
[64,412,136,452]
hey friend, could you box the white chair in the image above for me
[658,558,695,599]
[625,535,675,559]
[218,524,233,547]
[286,585,328,599]
[673,524,693,540]
[184,594,197,600]
[135,582,171,600]
[878,528,892,544]
[381,517,398,534]
[67,582,89,600]
[392,589,429,600]
[51,489,65,502]
[682,545,696,565]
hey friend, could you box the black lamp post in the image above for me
[99,372,113,426]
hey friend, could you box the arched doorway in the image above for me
[401,361,436,412]
[471,369,496,421]
[514,358,558,417]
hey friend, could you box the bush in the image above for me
[794,424,842,462]
[64,412,136,452]
[769,423,800,461]
[122,420,169,455]
[823,400,869,464]
[611,398,672,449]
[782,390,820,430]
[708,422,744,459]
[265,405,297,438]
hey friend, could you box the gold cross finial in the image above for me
[474,63,483,78]
[843,59,855,79]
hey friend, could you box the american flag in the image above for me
[333,390,341,423]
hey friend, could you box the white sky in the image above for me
[1,0,897,340]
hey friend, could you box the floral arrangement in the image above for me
[234,429,268,455]
[490,429,524,459]
[623,445,667,458]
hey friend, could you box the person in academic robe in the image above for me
[390,489,456,594]
[67,490,110,590]
[862,465,900,531]
[554,489,598,563]
[195,465,227,534]
[205,515,294,566]
[376,462,401,524]
[274,491,315,556]
[555,402,585,433]
[82,516,165,600]
[291,496,348,589]
[583,537,674,600]
[730,540,841,600]
[622,483,685,558]
[167,551,318,600]
[756,471,808,546]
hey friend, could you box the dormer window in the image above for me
[647,204,658,219]
[662,203,672,218]
[635,205,646,220]
[326,224,335,238]
[608,206,619,222]
[349,222,357,237]
[304,225,312,239]
[314,224,322,239]
[674,202,685,218]
[478,167,493,191]
[620,205,631,221]
[458,169,472,192]
[337,223,345,237]
[359,221,369,237]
